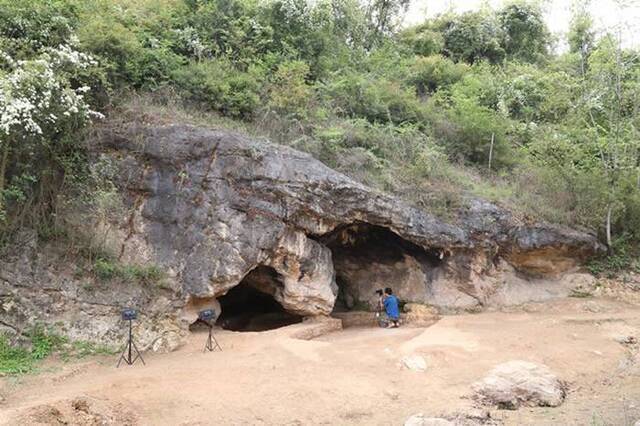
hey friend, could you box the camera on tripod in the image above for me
[198,309,215,322]
[117,308,145,367]
[197,309,222,352]
[121,308,137,321]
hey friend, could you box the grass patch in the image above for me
[0,336,34,375]
[0,325,66,375]
[569,289,593,298]
[59,340,119,361]
[93,257,165,285]
[0,326,119,376]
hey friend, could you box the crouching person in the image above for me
[383,287,400,328]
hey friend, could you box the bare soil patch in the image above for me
[1,297,639,425]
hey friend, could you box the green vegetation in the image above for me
[588,236,640,278]
[1,0,640,257]
[93,256,165,285]
[0,325,117,375]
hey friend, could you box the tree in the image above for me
[497,1,550,63]
[438,11,506,64]
[399,24,445,57]
[580,33,640,247]
[363,0,410,47]
[568,0,595,75]
[0,44,101,227]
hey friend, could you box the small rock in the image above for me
[71,398,90,413]
[384,390,399,401]
[633,420,640,426]
[615,335,637,345]
[400,354,427,372]
[404,414,454,426]
[582,301,602,313]
[472,360,565,409]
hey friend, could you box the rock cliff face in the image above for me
[0,123,605,349]
[99,124,602,310]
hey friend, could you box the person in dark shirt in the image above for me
[383,287,400,328]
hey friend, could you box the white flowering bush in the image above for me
[0,42,102,224]
[173,27,211,61]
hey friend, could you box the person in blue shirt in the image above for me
[383,287,400,328]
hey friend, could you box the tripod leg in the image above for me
[204,326,218,352]
[127,320,133,364]
[131,340,146,365]
[211,333,222,351]
[204,327,211,352]
[117,339,131,367]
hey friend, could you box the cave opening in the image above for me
[318,223,445,312]
[215,266,302,332]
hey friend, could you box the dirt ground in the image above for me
[1,296,639,426]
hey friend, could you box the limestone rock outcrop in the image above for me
[0,122,606,347]
[97,124,602,313]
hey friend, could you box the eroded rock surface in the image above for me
[99,124,602,311]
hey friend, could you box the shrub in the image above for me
[78,18,144,84]
[322,72,423,125]
[588,235,639,277]
[407,55,469,96]
[267,60,312,118]
[399,25,444,56]
[79,17,183,88]
[94,257,117,280]
[422,89,511,169]
[0,41,102,234]
[495,64,577,123]
[172,60,261,119]
[0,0,77,59]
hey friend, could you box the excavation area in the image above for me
[2,297,638,425]
[319,223,445,312]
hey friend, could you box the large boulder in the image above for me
[472,361,565,409]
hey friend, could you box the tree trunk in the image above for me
[0,141,10,214]
[606,204,613,250]
[488,133,494,171]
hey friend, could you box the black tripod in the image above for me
[117,318,145,367]
[202,320,222,352]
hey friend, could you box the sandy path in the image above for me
[1,297,639,425]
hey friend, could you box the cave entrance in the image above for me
[215,266,302,332]
[318,223,445,312]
